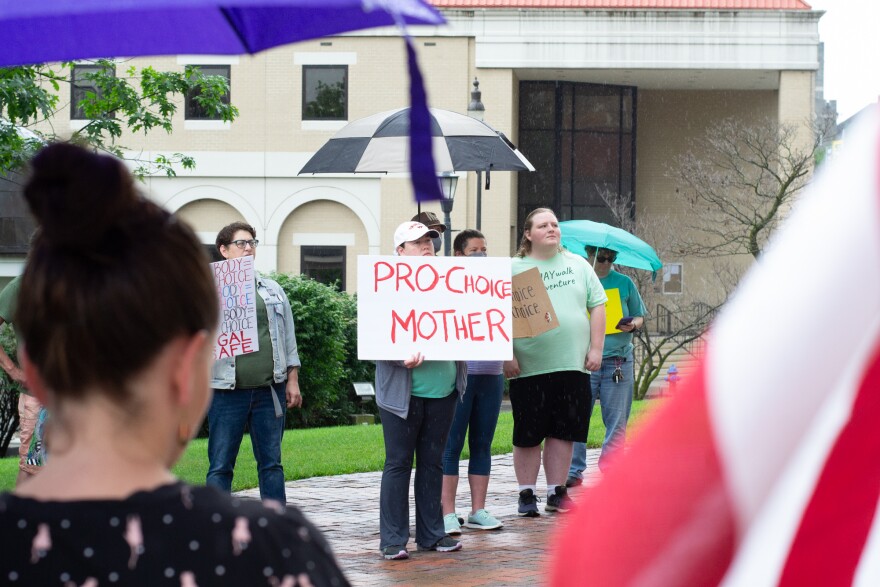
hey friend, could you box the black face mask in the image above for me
[432,236,442,253]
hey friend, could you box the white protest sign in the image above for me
[211,255,260,360]
[357,255,513,361]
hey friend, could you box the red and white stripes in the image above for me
[550,109,880,586]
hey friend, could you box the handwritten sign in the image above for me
[211,255,260,360]
[511,267,558,338]
[357,255,513,361]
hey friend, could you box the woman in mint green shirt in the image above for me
[375,220,467,561]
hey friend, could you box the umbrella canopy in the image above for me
[0,0,444,67]
[559,219,662,273]
[0,0,448,202]
[299,107,535,174]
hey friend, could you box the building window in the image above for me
[656,263,683,294]
[0,173,36,254]
[301,246,346,291]
[518,81,637,230]
[302,65,347,121]
[185,65,231,120]
[204,245,224,263]
[71,64,115,120]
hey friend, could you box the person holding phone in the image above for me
[568,246,646,487]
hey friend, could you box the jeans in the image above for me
[442,374,504,476]
[379,392,457,549]
[206,382,287,503]
[569,351,634,478]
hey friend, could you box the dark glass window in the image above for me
[301,246,346,291]
[71,64,115,120]
[518,81,637,230]
[302,66,347,121]
[185,65,231,120]
[0,173,36,254]
[204,245,224,263]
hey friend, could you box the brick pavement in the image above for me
[237,450,601,586]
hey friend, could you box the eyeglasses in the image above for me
[229,239,259,249]
[596,255,616,263]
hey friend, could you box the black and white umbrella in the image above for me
[299,107,535,175]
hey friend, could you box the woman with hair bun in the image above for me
[0,143,349,586]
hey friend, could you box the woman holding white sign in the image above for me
[441,229,505,534]
[504,208,607,516]
[375,220,467,560]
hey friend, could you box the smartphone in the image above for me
[616,316,634,329]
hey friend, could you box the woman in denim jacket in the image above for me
[207,222,302,504]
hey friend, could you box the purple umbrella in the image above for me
[0,0,443,66]
[0,0,446,201]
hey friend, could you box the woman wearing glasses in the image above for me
[207,222,302,504]
[0,144,346,585]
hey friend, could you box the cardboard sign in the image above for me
[511,267,558,339]
[211,255,260,360]
[357,255,513,361]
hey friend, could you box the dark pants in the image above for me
[379,392,458,549]
[206,382,287,503]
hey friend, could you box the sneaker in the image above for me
[517,488,541,517]
[565,476,583,488]
[418,536,462,552]
[444,512,462,535]
[464,509,503,530]
[546,486,574,513]
[382,545,409,560]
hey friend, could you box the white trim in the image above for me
[177,55,240,65]
[184,120,232,131]
[301,120,348,131]
[196,231,217,245]
[0,260,24,277]
[292,233,356,247]
[294,52,357,65]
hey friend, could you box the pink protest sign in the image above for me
[211,255,260,360]
[357,255,513,361]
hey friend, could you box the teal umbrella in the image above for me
[559,219,662,273]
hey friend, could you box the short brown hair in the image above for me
[216,221,256,254]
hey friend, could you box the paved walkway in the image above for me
[237,450,601,586]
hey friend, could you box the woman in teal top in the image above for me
[375,220,467,561]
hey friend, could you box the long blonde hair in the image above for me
[515,207,563,258]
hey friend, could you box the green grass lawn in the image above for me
[1,399,659,492]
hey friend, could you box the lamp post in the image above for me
[438,172,458,256]
[466,77,485,231]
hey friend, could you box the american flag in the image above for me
[549,109,880,586]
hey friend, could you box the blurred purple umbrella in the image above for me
[0,0,443,67]
[0,0,447,201]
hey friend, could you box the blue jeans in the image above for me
[206,382,287,503]
[569,352,634,478]
[442,373,504,476]
[379,392,457,549]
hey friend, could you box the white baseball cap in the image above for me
[393,221,441,249]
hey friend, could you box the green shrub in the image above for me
[0,324,21,455]
[272,274,375,428]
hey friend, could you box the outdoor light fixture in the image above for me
[467,77,485,122]
[466,77,486,230]
[438,172,458,256]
